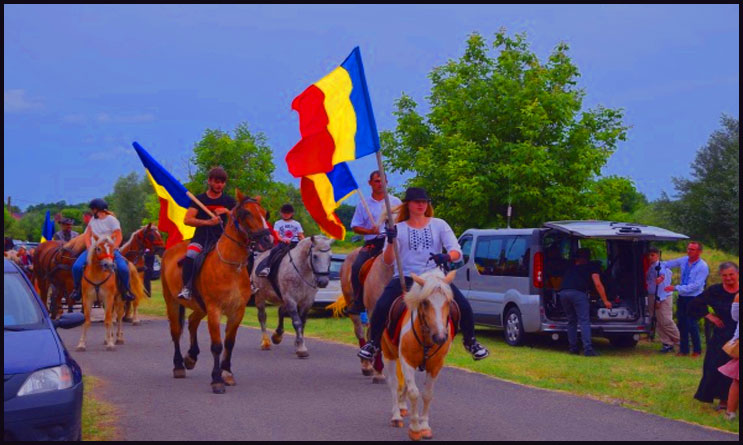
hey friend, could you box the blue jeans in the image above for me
[676,296,702,354]
[73,249,130,292]
[559,289,593,352]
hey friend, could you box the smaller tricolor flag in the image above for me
[132,142,195,249]
[286,47,380,178]
[40,210,55,243]
[300,162,358,240]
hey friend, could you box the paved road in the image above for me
[58,316,737,441]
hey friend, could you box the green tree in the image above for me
[262,182,320,236]
[671,115,739,254]
[108,172,148,239]
[187,122,275,197]
[381,31,628,233]
[335,203,356,229]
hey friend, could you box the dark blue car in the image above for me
[4,259,86,441]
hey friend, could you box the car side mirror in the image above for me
[53,312,85,329]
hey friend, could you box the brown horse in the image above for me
[120,224,165,324]
[160,190,273,394]
[33,237,86,319]
[381,269,456,440]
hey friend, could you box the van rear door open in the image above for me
[542,221,689,241]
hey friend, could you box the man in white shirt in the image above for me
[346,171,402,315]
[646,247,679,353]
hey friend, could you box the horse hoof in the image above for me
[76,345,86,352]
[260,341,271,351]
[408,429,423,441]
[132,320,141,326]
[361,368,373,376]
[173,368,186,379]
[105,345,115,351]
[390,419,404,428]
[372,376,386,384]
[211,383,226,394]
[421,429,433,440]
[184,356,197,370]
[296,350,309,359]
[222,371,236,386]
[115,339,124,345]
[271,333,283,345]
[400,409,408,418]
[123,316,133,323]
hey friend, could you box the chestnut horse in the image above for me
[120,223,165,324]
[33,236,86,319]
[160,191,273,394]
[381,269,456,441]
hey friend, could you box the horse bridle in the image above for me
[217,197,272,267]
[410,294,451,372]
[125,228,163,272]
[288,243,331,289]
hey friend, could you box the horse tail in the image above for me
[127,259,148,301]
[326,294,347,318]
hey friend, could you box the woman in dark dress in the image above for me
[688,262,739,408]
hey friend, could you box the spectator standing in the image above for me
[664,242,710,357]
[688,262,738,411]
[718,291,739,421]
[646,248,679,353]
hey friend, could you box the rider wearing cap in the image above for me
[178,167,236,300]
[53,217,80,242]
[70,199,134,301]
[256,203,304,277]
[357,187,489,361]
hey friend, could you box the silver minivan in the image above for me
[452,221,688,347]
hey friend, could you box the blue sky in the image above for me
[4,4,739,211]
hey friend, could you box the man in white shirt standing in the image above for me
[346,171,402,315]
[646,247,679,353]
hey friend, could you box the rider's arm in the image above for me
[448,250,461,262]
[183,207,219,227]
[112,229,123,248]
[83,225,93,249]
[591,273,612,308]
[383,241,395,266]
[353,226,379,236]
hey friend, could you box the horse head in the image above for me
[407,269,457,345]
[232,189,274,252]
[308,235,333,288]
[90,234,116,272]
[141,223,165,255]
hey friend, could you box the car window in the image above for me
[474,236,505,276]
[4,273,45,328]
[501,236,530,277]
[329,258,343,280]
[452,236,473,270]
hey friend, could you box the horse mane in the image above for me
[378,204,402,227]
[121,226,145,251]
[404,269,453,309]
[88,234,115,256]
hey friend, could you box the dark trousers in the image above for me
[349,238,385,314]
[677,296,702,354]
[369,277,476,346]
[559,289,593,352]
[144,253,154,295]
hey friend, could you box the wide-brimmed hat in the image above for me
[61,217,75,225]
[403,187,430,202]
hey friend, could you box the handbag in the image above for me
[722,338,739,359]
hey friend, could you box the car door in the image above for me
[452,234,474,294]
[468,235,507,326]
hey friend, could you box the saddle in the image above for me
[177,241,217,310]
[385,295,461,347]
[256,243,293,300]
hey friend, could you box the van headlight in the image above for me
[17,365,74,396]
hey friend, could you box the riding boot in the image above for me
[70,285,82,302]
[178,257,195,300]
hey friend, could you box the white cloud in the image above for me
[4,89,43,113]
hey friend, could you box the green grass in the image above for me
[82,375,119,441]
[139,279,739,434]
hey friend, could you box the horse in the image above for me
[381,269,456,441]
[251,236,333,358]
[33,236,86,319]
[75,234,146,351]
[160,190,273,394]
[120,223,165,325]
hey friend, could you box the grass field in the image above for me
[136,245,739,434]
[82,376,119,441]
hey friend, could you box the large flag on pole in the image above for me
[40,210,55,243]
[300,162,358,240]
[132,142,195,248]
[286,47,380,178]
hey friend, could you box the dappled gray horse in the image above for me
[251,236,333,358]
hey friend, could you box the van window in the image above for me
[502,236,530,277]
[459,236,473,264]
[578,239,608,270]
[474,236,505,276]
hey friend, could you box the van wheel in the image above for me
[608,334,638,348]
[504,307,526,346]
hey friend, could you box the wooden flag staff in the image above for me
[375,151,407,292]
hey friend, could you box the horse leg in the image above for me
[287,303,308,358]
[271,306,285,345]
[132,298,141,326]
[220,307,245,386]
[383,357,404,428]
[123,300,133,323]
[207,307,226,394]
[184,310,204,370]
[373,352,386,384]
[401,360,422,440]
[419,372,437,439]
[115,297,125,345]
[257,300,271,350]
[104,293,115,351]
[350,313,373,376]
[76,291,92,352]
[168,301,186,378]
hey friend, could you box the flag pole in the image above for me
[186,191,218,219]
[356,189,376,229]
[375,151,407,292]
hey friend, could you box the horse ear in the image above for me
[255,195,262,203]
[146,222,152,230]
[311,235,316,244]
[443,270,457,284]
[235,188,244,202]
[411,273,425,287]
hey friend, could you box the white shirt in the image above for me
[274,219,303,242]
[646,261,673,302]
[351,194,402,241]
[87,214,121,238]
[384,218,461,278]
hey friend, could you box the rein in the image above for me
[288,244,331,289]
[215,197,271,269]
[409,303,450,372]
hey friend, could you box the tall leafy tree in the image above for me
[671,115,739,254]
[108,172,148,239]
[381,31,628,233]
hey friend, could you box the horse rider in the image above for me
[256,203,304,277]
[346,170,402,315]
[358,187,490,361]
[70,199,134,302]
[53,217,80,242]
[178,167,236,300]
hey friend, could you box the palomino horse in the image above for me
[160,191,273,394]
[33,237,86,319]
[381,269,456,441]
[76,234,147,351]
[251,236,333,358]
[120,224,165,324]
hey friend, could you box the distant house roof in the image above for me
[11,212,23,221]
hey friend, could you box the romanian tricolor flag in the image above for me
[286,47,380,178]
[40,210,55,243]
[132,142,195,249]
[300,162,358,240]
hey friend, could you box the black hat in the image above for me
[89,198,108,211]
[61,217,75,225]
[403,187,430,202]
[280,204,295,214]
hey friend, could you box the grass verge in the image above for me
[82,375,119,441]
